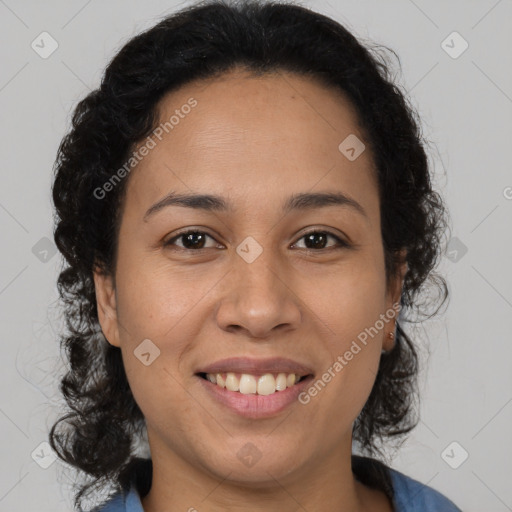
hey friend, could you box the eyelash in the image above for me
[163,228,350,252]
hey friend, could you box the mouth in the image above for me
[193,356,315,418]
[196,371,313,396]
[195,371,315,419]
[194,356,315,396]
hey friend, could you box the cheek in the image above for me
[112,257,209,409]
[115,255,209,342]
[303,254,387,409]
[309,253,388,342]
[112,273,196,437]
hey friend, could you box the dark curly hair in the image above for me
[49,0,449,509]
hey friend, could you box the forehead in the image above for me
[123,68,378,217]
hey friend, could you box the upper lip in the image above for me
[196,357,314,377]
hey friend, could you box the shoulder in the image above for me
[388,467,462,512]
[91,485,144,512]
[351,455,462,512]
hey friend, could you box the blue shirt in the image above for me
[94,459,462,512]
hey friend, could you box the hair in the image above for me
[49,0,449,509]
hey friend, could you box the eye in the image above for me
[163,230,222,251]
[163,228,350,252]
[291,230,350,251]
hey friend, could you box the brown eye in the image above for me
[292,230,349,251]
[164,230,219,250]
[163,228,350,252]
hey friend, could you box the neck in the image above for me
[140,435,389,512]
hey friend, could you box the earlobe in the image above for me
[93,267,121,347]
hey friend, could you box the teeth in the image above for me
[287,373,296,387]
[240,374,257,394]
[205,372,303,395]
[225,372,239,391]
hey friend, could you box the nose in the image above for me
[215,254,302,339]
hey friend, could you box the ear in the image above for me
[93,266,121,348]
[383,249,408,351]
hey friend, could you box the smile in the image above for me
[199,371,308,395]
[196,372,315,419]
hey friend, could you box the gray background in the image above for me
[0,0,511,510]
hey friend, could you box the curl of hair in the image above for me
[49,0,449,509]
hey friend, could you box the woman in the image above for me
[49,0,461,510]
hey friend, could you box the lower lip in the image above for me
[196,374,314,419]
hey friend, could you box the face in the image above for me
[94,68,406,486]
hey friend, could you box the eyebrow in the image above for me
[143,190,368,221]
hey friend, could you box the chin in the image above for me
[204,441,305,485]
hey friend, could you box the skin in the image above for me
[94,67,407,512]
